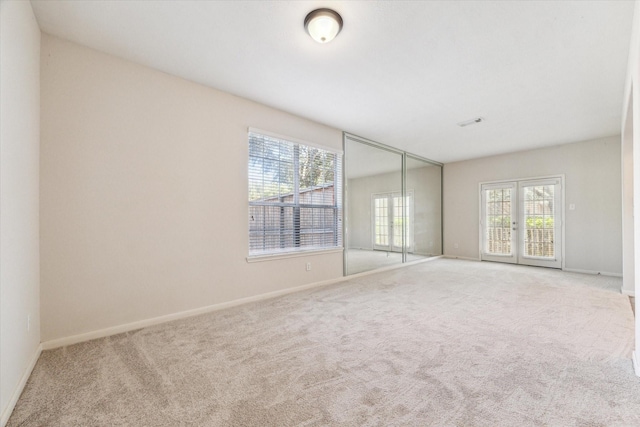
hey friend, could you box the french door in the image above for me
[481,177,562,268]
[372,192,412,252]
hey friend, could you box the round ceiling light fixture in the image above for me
[304,8,343,43]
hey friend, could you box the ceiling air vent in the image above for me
[457,117,484,127]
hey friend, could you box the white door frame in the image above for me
[479,175,566,270]
[371,191,414,253]
[480,182,518,264]
[517,177,563,268]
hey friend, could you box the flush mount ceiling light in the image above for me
[457,117,485,127]
[304,8,343,43]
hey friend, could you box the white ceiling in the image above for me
[31,0,635,163]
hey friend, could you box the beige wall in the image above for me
[40,34,343,342]
[0,1,41,422]
[444,136,622,275]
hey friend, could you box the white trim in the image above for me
[479,181,518,264]
[621,1,639,123]
[1,344,42,427]
[443,255,481,262]
[478,181,483,260]
[411,251,439,257]
[633,351,640,378]
[562,268,623,278]
[42,257,441,351]
[561,175,567,271]
[447,258,623,278]
[622,288,636,297]
[42,281,342,349]
[246,247,343,263]
[478,174,568,187]
[248,127,343,154]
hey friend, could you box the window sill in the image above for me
[246,247,344,263]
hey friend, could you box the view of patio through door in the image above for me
[481,177,563,268]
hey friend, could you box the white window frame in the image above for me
[247,128,343,261]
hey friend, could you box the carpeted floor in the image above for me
[8,259,640,426]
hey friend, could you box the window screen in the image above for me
[248,131,342,256]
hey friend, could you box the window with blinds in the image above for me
[248,130,342,256]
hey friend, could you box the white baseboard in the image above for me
[562,268,622,277]
[441,258,623,277]
[443,255,481,262]
[1,344,42,427]
[41,257,443,350]
[42,277,345,350]
[622,288,636,297]
[633,352,640,378]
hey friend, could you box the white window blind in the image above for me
[248,131,342,256]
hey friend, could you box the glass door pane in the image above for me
[522,185,554,257]
[392,196,403,250]
[518,179,562,268]
[391,195,412,252]
[373,196,389,249]
[481,182,517,264]
[487,188,512,255]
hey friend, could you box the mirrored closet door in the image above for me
[344,135,442,275]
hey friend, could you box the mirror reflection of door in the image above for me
[373,192,412,253]
[344,134,443,276]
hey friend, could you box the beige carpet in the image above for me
[8,259,640,426]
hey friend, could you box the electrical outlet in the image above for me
[306,262,311,271]
[454,243,459,249]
